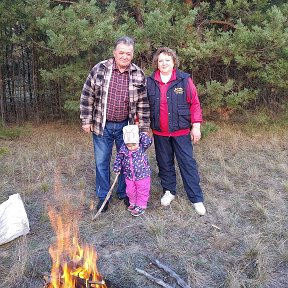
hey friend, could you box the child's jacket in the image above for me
[113,132,152,181]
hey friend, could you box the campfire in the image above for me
[44,206,107,288]
[43,168,107,288]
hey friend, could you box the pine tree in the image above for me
[1,0,287,122]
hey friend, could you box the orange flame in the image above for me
[47,207,107,288]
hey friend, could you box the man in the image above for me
[80,36,150,212]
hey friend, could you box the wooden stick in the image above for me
[92,173,119,220]
[152,259,192,288]
[136,268,174,288]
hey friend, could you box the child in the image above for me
[113,125,152,216]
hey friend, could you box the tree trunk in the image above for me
[21,46,27,120]
[0,63,5,126]
[32,43,40,122]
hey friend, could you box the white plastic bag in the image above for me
[0,193,30,245]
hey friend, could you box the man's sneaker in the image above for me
[193,202,206,216]
[161,190,175,206]
[123,196,130,207]
[131,206,145,217]
[96,199,109,212]
[127,204,135,212]
[118,195,130,207]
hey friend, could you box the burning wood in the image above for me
[44,273,106,288]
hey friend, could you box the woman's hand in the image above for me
[190,123,201,144]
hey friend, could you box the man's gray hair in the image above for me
[114,36,135,50]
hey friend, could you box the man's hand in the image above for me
[142,128,153,137]
[190,123,201,144]
[82,124,92,133]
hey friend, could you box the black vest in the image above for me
[147,70,191,132]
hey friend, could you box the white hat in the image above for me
[123,125,139,144]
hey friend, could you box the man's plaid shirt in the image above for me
[106,63,129,122]
[80,58,150,135]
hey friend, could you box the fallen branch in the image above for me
[92,173,119,220]
[136,259,192,288]
[136,268,174,288]
[152,259,192,288]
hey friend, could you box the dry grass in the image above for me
[0,122,287,288]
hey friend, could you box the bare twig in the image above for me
[28,36,54,51]
[209,20,236,29]
[211,224,221,231]
[198,19,236,30]
[192,0,202,8]
[51,0,78,4]
[152,259,192,288]
[92,173,119,220]
[136,268,174,288]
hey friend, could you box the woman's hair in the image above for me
[152,47,179,69]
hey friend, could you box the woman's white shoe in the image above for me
[193,202,206,216]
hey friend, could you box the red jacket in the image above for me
[151,69,202,137]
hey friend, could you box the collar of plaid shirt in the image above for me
[113,59,131,73]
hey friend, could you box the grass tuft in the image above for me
[201,121,218,138]
[0,146,9,157]
[0,125,31,139]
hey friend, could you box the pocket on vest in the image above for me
[178,106,191,128]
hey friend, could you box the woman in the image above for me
[147,47,206,216]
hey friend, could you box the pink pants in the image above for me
[125,177,151,209]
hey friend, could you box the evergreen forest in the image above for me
[1,0,287,124]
